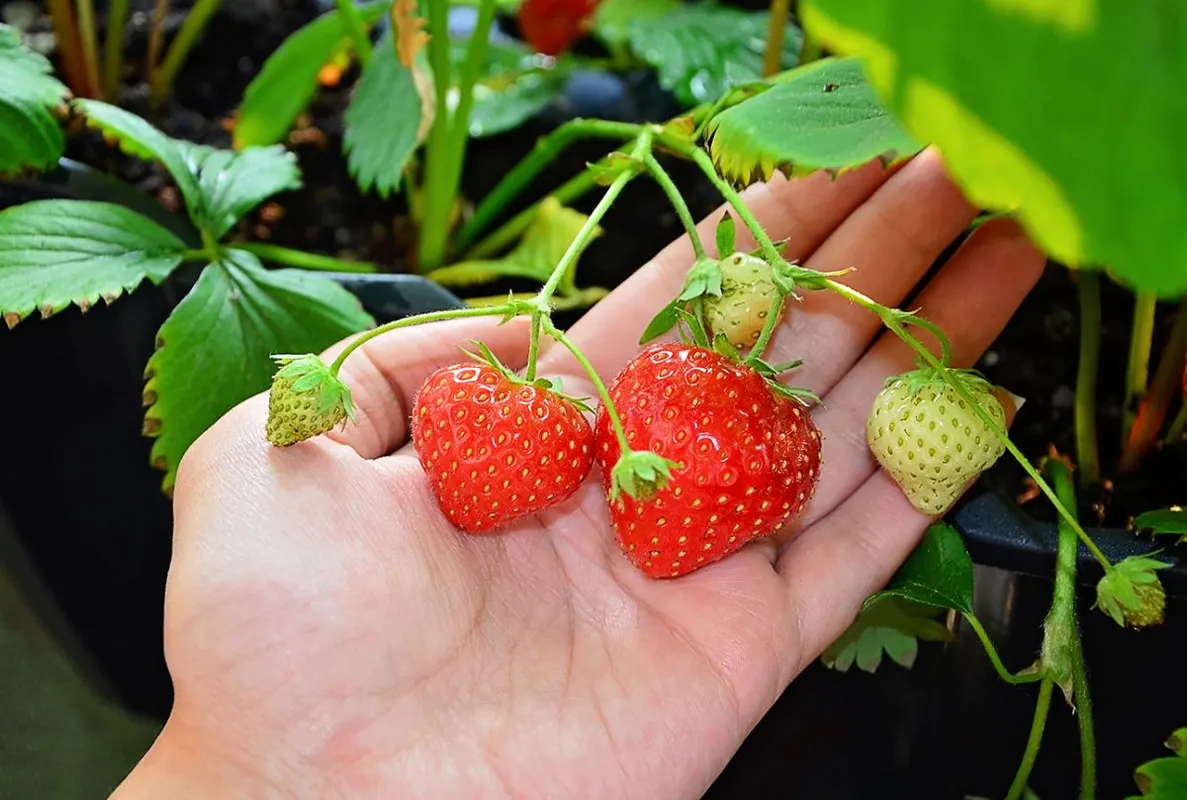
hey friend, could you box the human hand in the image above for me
[113,149,1043,800]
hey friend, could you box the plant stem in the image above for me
[75,0,103,99]
[231,243,377,273]
[525,312,542,382]
[1075,271,1101,485]
[463,168,600,260]
[334,0,372,68]
[641,151,706,260]
[544,318,633,452]
[1005,677,1054,800]
[762,0,790,77]
[46,0,94,97]
[674,137,1115,574]
[144,0,168,87]
[329,305,514,375]
[1122,297,1187,470]
[415,0,457,272]
[1044,457,1095,800]
[102,0,130,96]
[454,120,645,253]
[1122,291,1157,443]
[149,0,223,108]
[960,612,1043,686]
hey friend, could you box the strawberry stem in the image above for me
[959,612,1043,686]
[334,0,373,68]
[642,151,706,260]
[328,304,516,376]
[541,318,632,455]
[1004,677,1054,800]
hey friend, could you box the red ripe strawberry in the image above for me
[595,343,822,578]
[411,353,594,534]
[517,0,599,56]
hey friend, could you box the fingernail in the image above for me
[997,387,1027,417]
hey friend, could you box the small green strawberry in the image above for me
[704,252,780,350]
[867,368,1007,516]
[1096,555,1170,628]
[265,354,355,446]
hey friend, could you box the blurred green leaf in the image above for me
[0,23,68,174]
[821,596,954,674]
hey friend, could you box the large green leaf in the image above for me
[0,23,68,173]
[177,142,302,239]
[234,1,390,148]
[454,40,574,138]
[343,29,432,198]
[821,596,954,673]
[706,56,922,186]
[866,521,975,615]
[593,0,679,48]
[0,200,187,327]
[801,0,1187,297]
[621,1,804,106]
[142,250,374,492]
[1126,728,1187,799]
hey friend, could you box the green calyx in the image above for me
[266,353,356,446]
[610,450,678,503]
[1095,555,1171,628]
[459,339,594,414]
[888,366,997,398]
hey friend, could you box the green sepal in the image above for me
[715,213,736,256]
[609,449,678,503]
[640,299,682,344]
[458,339,594,413]
[588,152,644,186]
[678,256,724,302]
[766,379,821,408]
[1095,554,1171,628]
[674,305,712,350]
[711,331,742,361]
[271,353,356,422]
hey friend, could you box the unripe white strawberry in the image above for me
[866,369,1007,516]
[265,354,355,446]
[704,252,779,350]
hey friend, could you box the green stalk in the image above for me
[1122,291,1157,443]
[674,138,1114,574]
[463,168,600,259]
[1075,271,1101,485]
[761,0,790,77]
[46,0,94,97]
[329,305,514,376]
[102,0,130,95]
[333,0,372,68]
[641,152,706,261]
[1044,457,1095,800]
[75,0,103,98]
[454,120,645,252]
[144,0,168,86]
[149,0,223,108]
[1005,677,1054,800]
[1165,403,1187,446]
[230,243,377,274]
[960,612,1043,686]
[415,0,457,272]
[1122,297,1187,469]
[545,318,633,452]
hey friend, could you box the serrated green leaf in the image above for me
[706,56,922,186]
[801,0,1187,297]
[344,29,433,198]
[0,24,68,174]
[142,250,374,492]
[73,100,205,226]
[1134,509,1187,538]
[0,200,186,325]
[1125,727,1187,799]
[622,1,804,106]
[866,521,975,615]
[234,1,389,148]
[593,0,678,47]
[454,39,575,138]
[640,300,681,344]
[176,142,302,239]
[821,596,954,674]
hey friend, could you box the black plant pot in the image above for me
[0,164,465,719]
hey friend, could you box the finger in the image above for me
[537,158,896,380]
[759,147,977,397]
[319,316,532,459]
[795,217,1045,527]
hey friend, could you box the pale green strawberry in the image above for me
[265,354,355,446]
[704,252,779,350]
[866,369,1007,516]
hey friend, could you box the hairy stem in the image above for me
[416,0,458,272]
[525,312,542,382]
[329,305,514,376]
[144,0,168,86]
[75,0,103,99]
[149,0,223,108]
[231,243,377,273]
[960,612,1043,686]
[544,319,632,453]
[46,0,94,96]
[454,120,645,253]
[1045,458,1095,800]
[102,0,130,96]
[1005,678,1054,800]
[335,0,373,67]
[1122,291,1157,443]
[1122,297,1187,470]
[642,151,706,260]
[749,295,787,362]
[762,0,790,77]
[1075,271,1101,485]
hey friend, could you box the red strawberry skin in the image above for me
[517,0,599,56]
[412,364,594,533]
[594,343,822,578]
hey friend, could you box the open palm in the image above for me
[115,150,1043,800]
